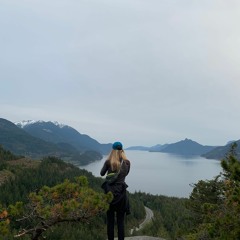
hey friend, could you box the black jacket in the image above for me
[100,159,130,205]
[100,159,130,183]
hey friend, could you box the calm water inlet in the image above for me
[80,150,222,198]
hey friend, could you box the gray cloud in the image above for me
[1,0,240,147]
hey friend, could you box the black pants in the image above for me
[106,196,126,240]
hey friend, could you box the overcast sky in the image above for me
[1,0,240,147]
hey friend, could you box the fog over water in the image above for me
[80,150,222,198]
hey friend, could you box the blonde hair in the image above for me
[107,150,127,171]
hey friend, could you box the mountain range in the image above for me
[158,138,216,155]
[202,140,240,159]
[126,138,240,160]
[15,120,111,154]
[126,139,216,155]
[0,118,111,165]
[1,117,239,162]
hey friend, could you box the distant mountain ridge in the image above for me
[127,138,218,157]
[202,139,240,160]
[126,144,169,152]
[126,146,151,151]
[149,144,169,152]
[0,118,111,165]
[0,118,61,157]
[159,138,216,155]
[127,139,240,160]
[15,120,111,154]
[2,118,239,161]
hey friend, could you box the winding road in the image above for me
[112,206,165,240]
[131,206,154,233]
[124,207,165,240]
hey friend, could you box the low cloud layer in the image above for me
[1,0,240,147]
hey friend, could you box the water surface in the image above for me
[80,150,222,198]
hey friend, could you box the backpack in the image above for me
[105,160,123,184]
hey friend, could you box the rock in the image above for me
[115,237,165,240]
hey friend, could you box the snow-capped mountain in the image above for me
[0,118,107,165]
[15,120,41,128]
[53,121,66,128]
[15,120,111,154]
[15,120,67,129]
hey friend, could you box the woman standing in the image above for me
[100,141,131,240]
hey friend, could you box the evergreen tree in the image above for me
[186,143,240,239]
[8,176,112,240]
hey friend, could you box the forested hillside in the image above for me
[1,145,239,239]
[0,148,145,239]
[202,139,240,160]
[15,120,112,154]
[0,118,103,165]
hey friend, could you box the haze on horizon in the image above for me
[1,0,240,147]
